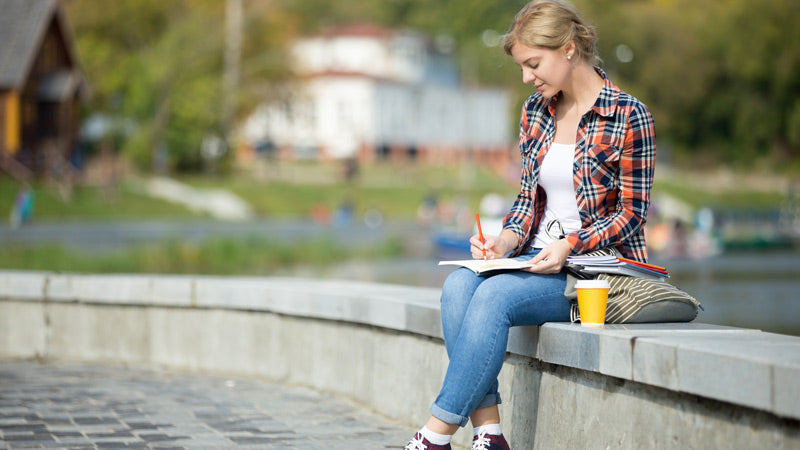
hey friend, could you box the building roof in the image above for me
[0,0,76,90]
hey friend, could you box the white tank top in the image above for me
[532,142,582,248]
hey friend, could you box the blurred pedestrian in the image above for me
[404,1,657,449]
[10,184,34,228]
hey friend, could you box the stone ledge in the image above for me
[537,322,800,421]
[0,270,444,338]
[1,270,798,422]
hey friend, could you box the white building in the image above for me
[240,24,511,165]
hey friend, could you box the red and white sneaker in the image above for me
[404,432,452,450]
[472,430,510,450]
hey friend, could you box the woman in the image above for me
[404,1,656,449]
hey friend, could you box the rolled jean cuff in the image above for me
[475,391,502,411]
[430,403,469,427]
[430,392,502,428]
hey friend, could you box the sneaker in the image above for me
[472,430,510,450]
[404,432,452,450]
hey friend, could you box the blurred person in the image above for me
[403,1,657,449]
[10,184,34,228]
[417,192,439,225]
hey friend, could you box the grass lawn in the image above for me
[1,162,792,275]
[2,162,788,224]
[1,162,506,274]
[180,162,518,220]
[0,234,403,275]
[0,178,199,221]
[2,162,789,223]
[653,178,787,212]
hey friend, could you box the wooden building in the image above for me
[0,0,88,180]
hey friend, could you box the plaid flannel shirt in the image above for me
[504,68,656,262]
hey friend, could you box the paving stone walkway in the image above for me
[0,359,414,449]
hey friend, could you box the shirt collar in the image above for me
[591,67,619,118]
[544,66,620,118]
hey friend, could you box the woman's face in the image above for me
[510,42,572,98]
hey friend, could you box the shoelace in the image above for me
[405,433,428,450]
[472,430,492,450]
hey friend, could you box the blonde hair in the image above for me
[502,0,600,66]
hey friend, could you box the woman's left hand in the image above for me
[524,239,571,274]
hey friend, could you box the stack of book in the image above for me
[566,254,669,281]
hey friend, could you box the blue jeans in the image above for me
[430,250,570,427]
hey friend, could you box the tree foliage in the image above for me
[63,0,800,172]
[64,0,294,172]
[576,0,800,167]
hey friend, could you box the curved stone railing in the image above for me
[1,270,798,449]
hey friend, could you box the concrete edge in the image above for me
[1,270,798,421]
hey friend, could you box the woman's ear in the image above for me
[564,40,576,60]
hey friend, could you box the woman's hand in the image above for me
[523,239,571,274]
[470,234,503,260]
[470,230,517,260]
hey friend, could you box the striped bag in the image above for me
[564,250,702,324]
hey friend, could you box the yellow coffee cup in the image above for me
[575,279,610,328]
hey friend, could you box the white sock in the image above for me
[474,423,502,436]
[420,426,452,445]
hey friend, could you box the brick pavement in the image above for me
[0,359,415,449]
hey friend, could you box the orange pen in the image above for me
[476,213,486,260]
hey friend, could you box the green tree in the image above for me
[65,0,800,173]
[65,0,294,173]
[576,0,800,168]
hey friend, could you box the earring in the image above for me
[567,55,572,60]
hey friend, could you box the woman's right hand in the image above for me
[469,232,515,260]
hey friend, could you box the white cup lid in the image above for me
[575,279,610,289]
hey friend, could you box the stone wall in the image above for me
[1,270,798,449]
